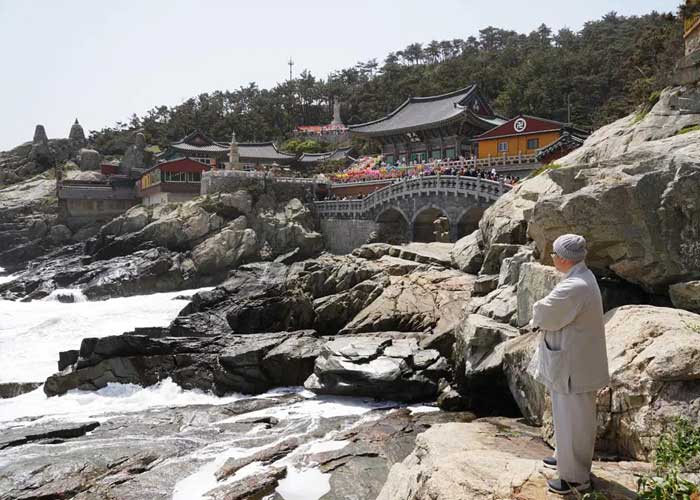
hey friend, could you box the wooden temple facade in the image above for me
[473,115,588,162]
[159,130,297,170]
[348,85,506,164]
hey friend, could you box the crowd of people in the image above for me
[322,166,520,201]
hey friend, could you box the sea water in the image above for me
[0,287,407,500]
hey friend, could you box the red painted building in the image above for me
[138,158,210,206]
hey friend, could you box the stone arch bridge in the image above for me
[315,175,511,254]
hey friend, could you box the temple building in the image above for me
[159,130,296,169]
[138,157,209,206]
[473,115,588,161]
[296,147,355,170]
[348,85,505,164]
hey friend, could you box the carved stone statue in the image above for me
[229,130,241,170]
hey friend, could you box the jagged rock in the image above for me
[501,332,549,425]
[0,421,100,450]
[339,268,475,335]
[304,335,448,402]
[515,262,560,327]
[669,280,700,313]
[480,243,521,275]
[207,467,287,500]
[591,305,700,459]
[376,418,650,500]
[255,198,323,260]
[191,225,257,275]
[498,245,535,287]
[48,224,72,244]
[215,438,298,481]
[473,274,499,295]
[77,148,100,171]
[467,285,517,323]
[452,314,521,414]
[44,330,322,397]
[0,381,41,399]
[449,230,484,274]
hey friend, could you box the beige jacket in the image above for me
[531,261,610,394]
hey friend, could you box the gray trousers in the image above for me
[551,390,597,484]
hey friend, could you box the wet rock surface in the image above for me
[0,390,473,500]
[304,335,449,402]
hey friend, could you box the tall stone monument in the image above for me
[331,99,344,126]
[121,132,146,174]
[228,130,242,170]
[68,118,86,146]
[30,124,53,167]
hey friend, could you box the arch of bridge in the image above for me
[315,175,509,241]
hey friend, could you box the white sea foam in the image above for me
[0,378,243,425]
[0,288,211,383]
[276,466,331,500]
[0,266,16,285]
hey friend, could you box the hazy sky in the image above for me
[0,0,679,151]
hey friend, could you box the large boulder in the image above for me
[452,314,521,414]
[339,268,475,335]
[479,87,700,294]
[515,262,560,327]
[449,230,484,274]
[191,221,258,275]
[304,334,448,402]
[254,198,323,260]
[376,418,650,500]
[77,148,100,171]
[669,280,700,314]
[594,305,700,459]
[44,329,322,397]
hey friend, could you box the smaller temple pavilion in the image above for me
[349,85,505,164]
[473,115,588,164]
[138,157,209,206]
[296,147,355,170]
[159,130,296,170]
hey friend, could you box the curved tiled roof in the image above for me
[239,142,297,162]
[348,85,497,136]
[298,147,354,164]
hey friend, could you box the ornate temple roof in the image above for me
[536,132,587,161]
[164,130,296,164]
[349,85,504,136]
[239,142,297,162]
[170,130,229,154]
[297,147,355,164]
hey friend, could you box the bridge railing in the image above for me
[315,175,511,217]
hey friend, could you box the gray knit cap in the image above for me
[553,234,587,262]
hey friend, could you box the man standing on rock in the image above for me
[530,234,610,495]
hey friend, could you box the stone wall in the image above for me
[201,171,319,204]
[320,218,377,254]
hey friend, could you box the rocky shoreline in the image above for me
[1,86,699,499]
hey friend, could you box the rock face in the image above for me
[449,230,483,274]
[593,305,700,459]
[479,86,700,295]
[304,335,448,402]
[670,280,700,313]
[44,329,322,397]
[452,314,521,414]
[77,148,100,171]
[376,418,650,500]
[121,132,147,171]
